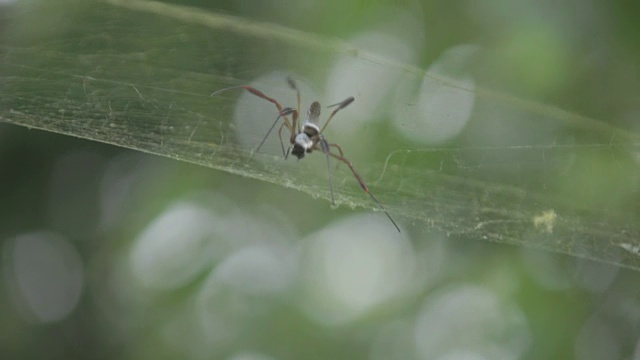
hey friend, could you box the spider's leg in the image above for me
[212,83,302,151]
[286,77,302,133]
[319,136,336,205]
[328,148,401,233]
[277,122,291,158]
[320,96,355,134]
[329,143,345,173]
[211,84,294,130]
[256,108,298,154]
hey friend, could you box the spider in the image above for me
[211,77,400,232]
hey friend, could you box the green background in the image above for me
[1,0,639,359]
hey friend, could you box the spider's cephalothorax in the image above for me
[211,78,401,232]
[290,101,321,159]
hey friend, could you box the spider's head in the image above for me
[291,144,306,159]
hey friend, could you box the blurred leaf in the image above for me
[1,0,639,271]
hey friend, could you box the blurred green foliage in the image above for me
[1,0,640,359]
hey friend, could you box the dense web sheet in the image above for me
[1,0,639,270]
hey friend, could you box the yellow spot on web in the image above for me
[533,209,557,233]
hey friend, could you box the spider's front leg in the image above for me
[211,85,291,127]
[320,97,355,134]
[256,107,299,155]
[212,84,299,154]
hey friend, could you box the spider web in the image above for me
[1,0,639,270]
